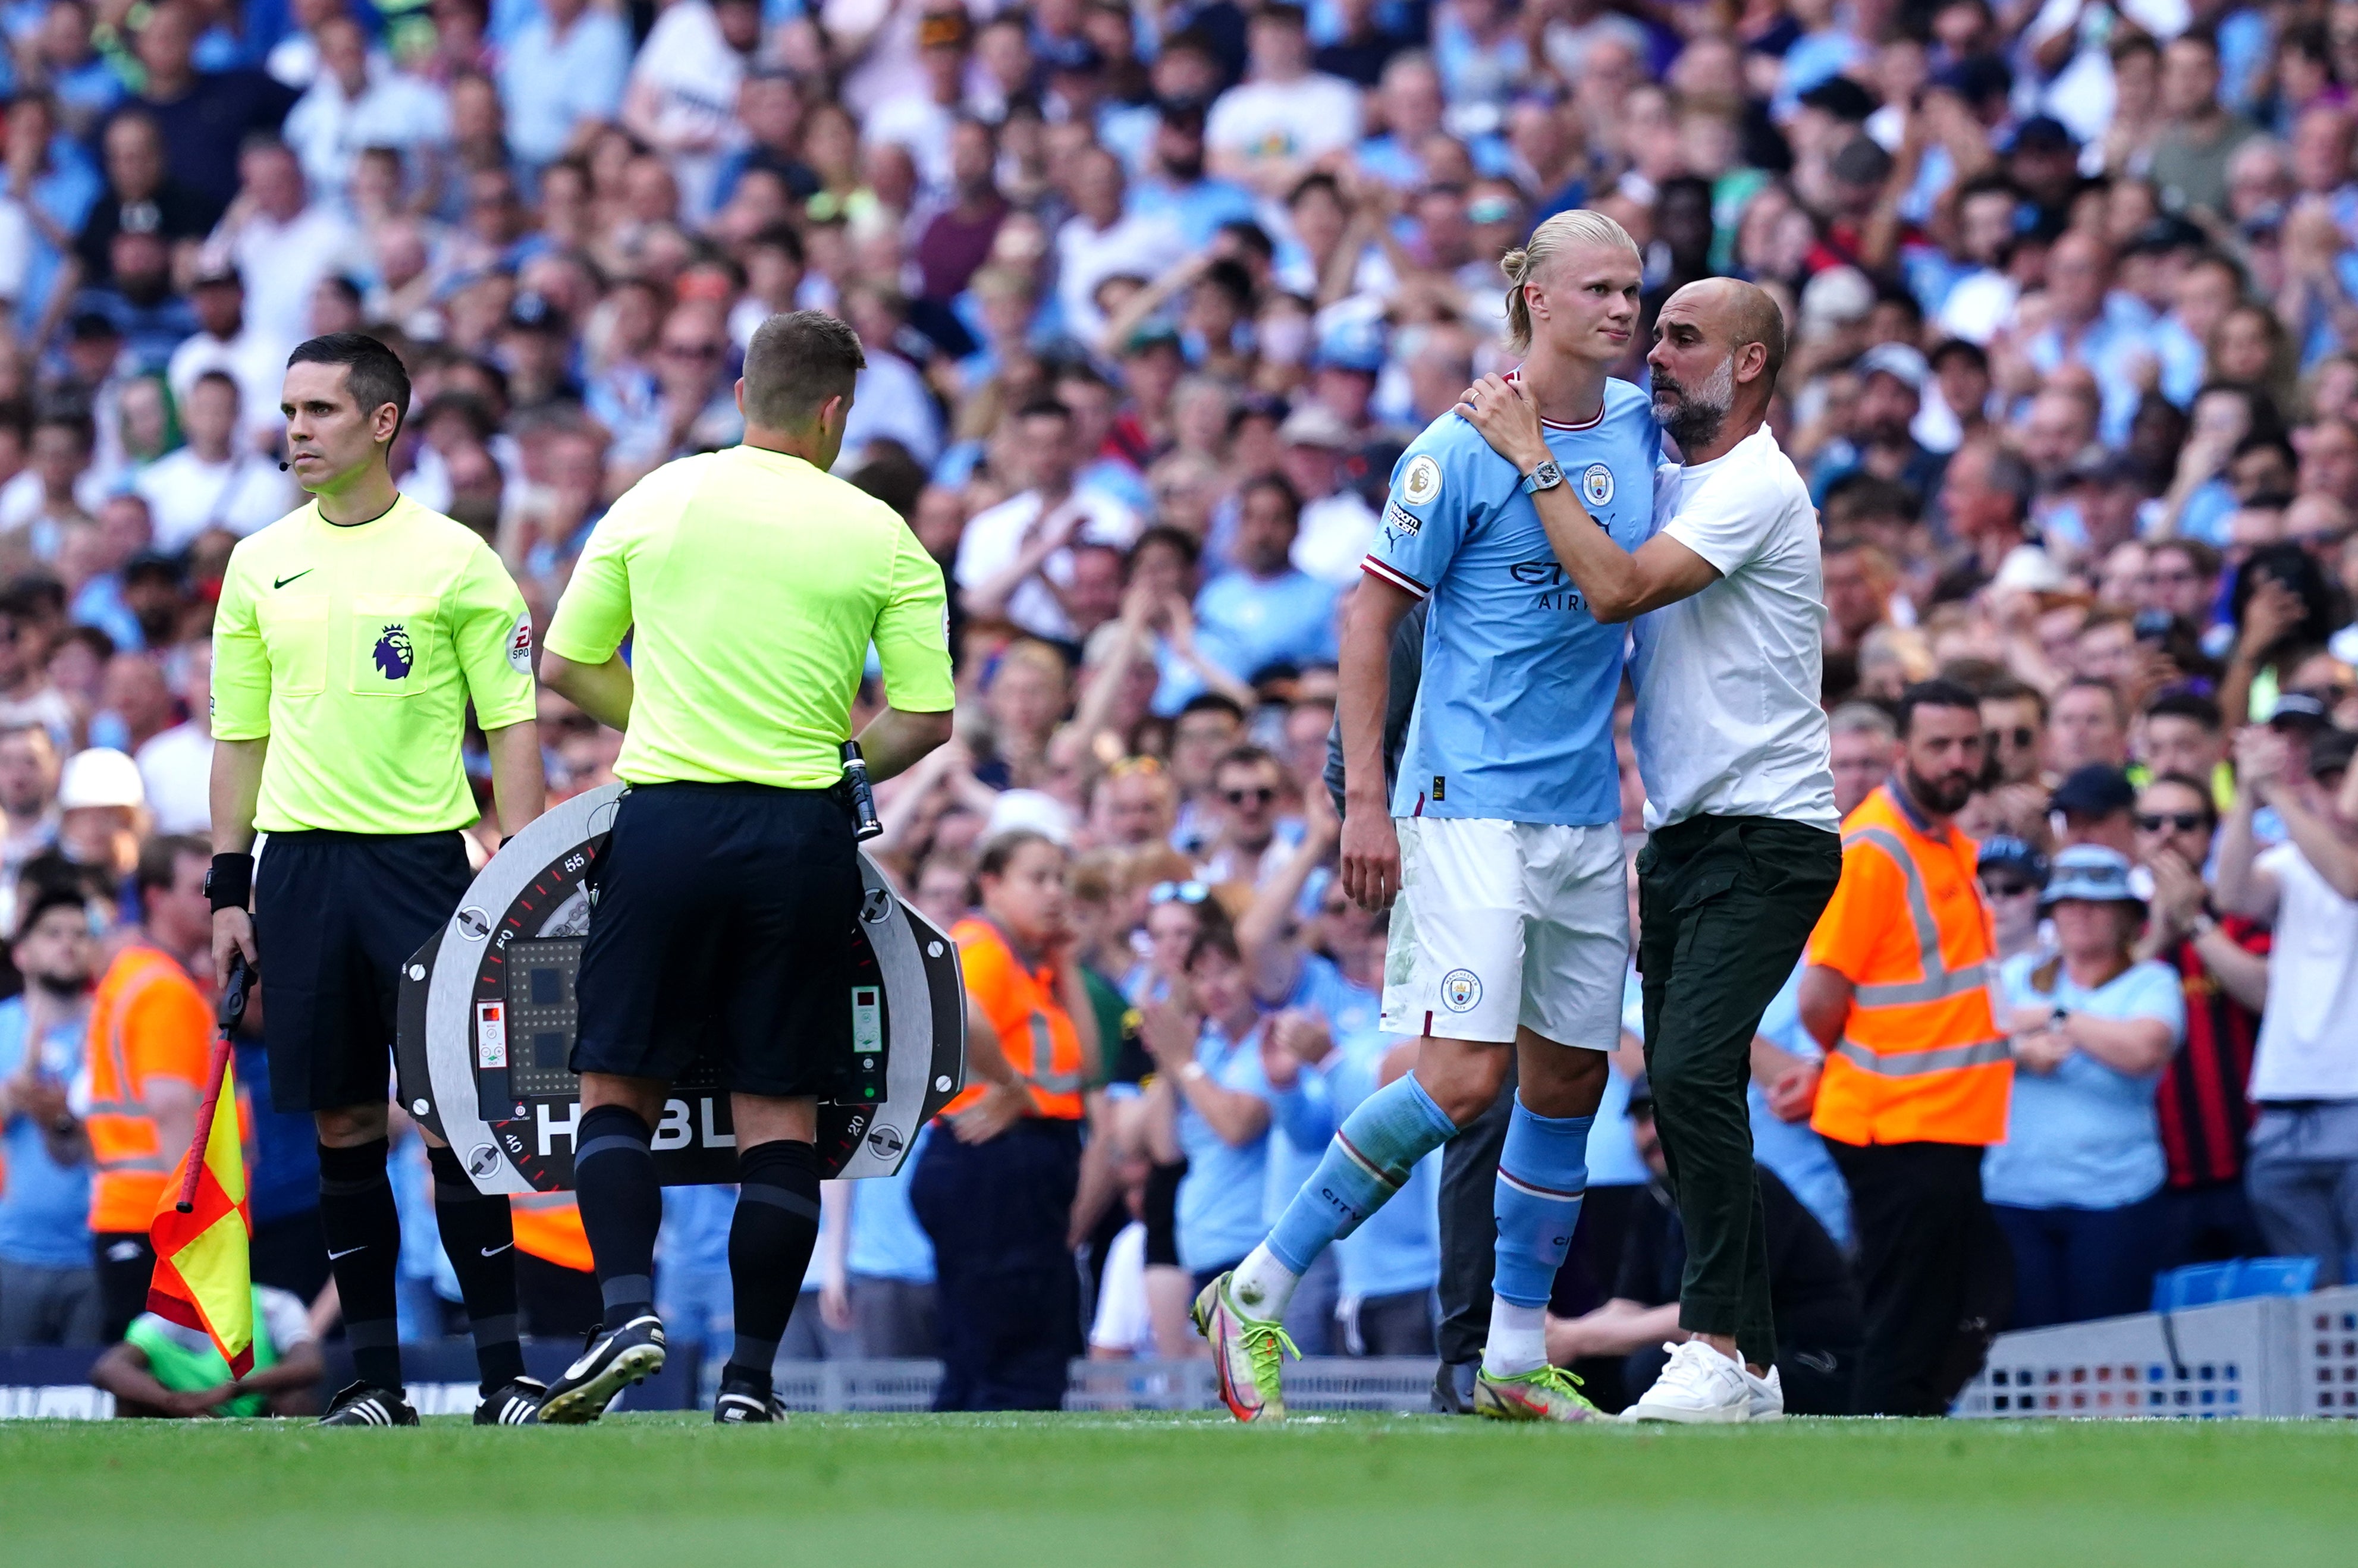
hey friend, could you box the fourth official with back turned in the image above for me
[535,311,956,1425]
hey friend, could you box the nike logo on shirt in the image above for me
[327,1245,366,1259]
[274,570,314,589]
[481,1243,513,1257]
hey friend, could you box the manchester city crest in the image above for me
[1442,969,1483,1013]
[1582,463,1615,506]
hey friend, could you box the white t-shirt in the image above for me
[1292,488,1379,585]
[625,0,748,218]
[1087,1220,1158,1356]
[167,330,291,450]
[866,92,957,197]
[283,66,451,199]
[1054,210,1186,345]
[1205,74,1363,169]
[2252,842,2358,1101]
[0,196,32,306]
[136,722,213,835]
[134,450,297,553]
[221,205,363,354]
[1631,424,1838,832]
[954,488,1141,641]
[1936,269,2018,347]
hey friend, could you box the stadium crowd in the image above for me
[1,0,2357,1416]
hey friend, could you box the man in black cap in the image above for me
[2005,116,2086,238]
[497,295,583,411]
[2052,763,2139,857]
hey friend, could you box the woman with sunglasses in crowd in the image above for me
[1976,837,2051,962]
[1985,846,2187,1328]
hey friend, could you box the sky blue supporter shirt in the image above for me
[848,1124,937,1285]
[1983,954,2186,1211]
[1176,1020,1274,1272]
[1361,379,1659,825]
[1267,1035,1440,1301]
[1262,957,1384,1237]
[0,999,90,1269]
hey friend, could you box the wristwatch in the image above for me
[2049,1005,2071,1033]
[1520,458,1565,495]
[1179,1061,1208,1084]
[2190,913,2218,938]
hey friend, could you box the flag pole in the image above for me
[175,954,252,1215]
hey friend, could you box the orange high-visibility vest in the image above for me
[1808,782,2012,1148]
[85,945,213,1233]
[941,917,1087,1121]
[511,1190,593,1272]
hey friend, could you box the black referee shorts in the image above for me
[572,781,859,1098]
[256,831,474,1113]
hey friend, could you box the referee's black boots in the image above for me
[537,1315,667,1424]
[318,1381,419,1427]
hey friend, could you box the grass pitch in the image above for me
[5,1412,2356,1567]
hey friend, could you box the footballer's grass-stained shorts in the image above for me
[570,781,859,1098]
[256,830,475,1112]
[1379,815,1628,1049]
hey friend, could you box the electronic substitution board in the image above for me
[393,784,966,1193]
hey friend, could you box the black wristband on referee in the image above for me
[206,853,255,913]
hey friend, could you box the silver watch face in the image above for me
[1528,460,1563,490]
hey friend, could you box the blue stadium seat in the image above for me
[2149,1258,2320,1312]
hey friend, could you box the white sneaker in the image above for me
[1743,1363,1784,1421]
[1623,1340,1751,1424]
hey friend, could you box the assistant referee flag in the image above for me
[147,1054,254,1377]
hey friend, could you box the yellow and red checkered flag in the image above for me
[146,958,255,1377]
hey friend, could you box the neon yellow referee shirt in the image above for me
[211,494,538,834]
[542,444,954,790]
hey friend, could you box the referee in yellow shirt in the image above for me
[533,311,955,1425]
[209,334,549,1428]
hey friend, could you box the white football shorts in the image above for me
[1378,815,1629,1049]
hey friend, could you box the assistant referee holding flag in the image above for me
[210,333,549,1428]
[535,311,955,1425]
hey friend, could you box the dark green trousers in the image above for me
[1636,814,1842,1368]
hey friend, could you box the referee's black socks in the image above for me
[724,1139,823,1396]
[317,1138,404,1392]
[574,1105,662,1327]
[425,1143,529,1395]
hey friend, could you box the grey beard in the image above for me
[1656,356,1736,452]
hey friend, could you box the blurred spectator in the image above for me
[0,885,99,1347]
[1141,925,1273,1288]
[1989,847,2185,1327]
[1827,700,1896,816]
[2217,724,2358,1284]
[956,398,1140,645]
[498,0,632,171]
[1977,836,2049,963]
[1189,475,1336,700]
[133,372,291,549]
[2134,773,2273,1266]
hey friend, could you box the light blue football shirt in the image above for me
[1362,378,1659,826]
[1983,953,2185,1212]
